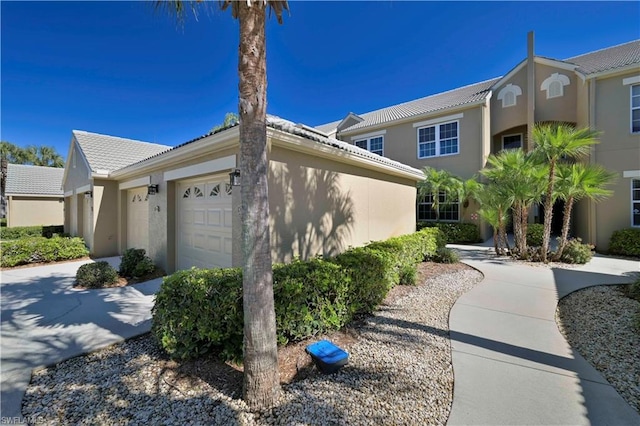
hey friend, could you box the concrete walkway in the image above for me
[448,244,640,425]
[0,258,162,422]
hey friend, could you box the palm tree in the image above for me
[482,149,546,257]
[157,0,289,410]
[532,123,599,262]
[35,146,65,167]
[476,183,513,255]
[418,167,463,222]
[553,163,615,260]
[211,112,239,133]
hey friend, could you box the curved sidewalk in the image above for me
[0,258,162,422]
[447,244,640,425]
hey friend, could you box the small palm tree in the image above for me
[532,123,599,262]
[553,163,615,260]
[418,167,463,222]
[476,183,513,255]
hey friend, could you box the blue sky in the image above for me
[2,1,639,159]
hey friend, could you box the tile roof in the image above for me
[565,39,640,75]
[73,130,171,173]
[317,78,500,134]
[6,164,64,196]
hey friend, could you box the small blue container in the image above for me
[305,340,349,374]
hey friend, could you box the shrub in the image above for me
[0,225,64,240]
[417,222,480,244]
[0,218,6,227]
[608,228,640,257]
[1,236,89,267]
[526,223,545,247]
[76,261,118,288]
[434,247,459,264]
[559,238,593,264]
[119,248,155,278]
[625,276,640,302]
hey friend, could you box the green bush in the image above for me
[119,248,155,278]
[417,222,480,244]
[0,218,6,227]
[625,276,640,302]
[434,247,460,264]
[559,238,593,264]
[0,225,64,240]
[76,261,118,288]
[526,223,545,247]
[1,236,89,267]
[608,228,640,257]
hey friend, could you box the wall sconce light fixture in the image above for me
[84,191,92,198]
[147,184,159,195]
[229,168,241,186]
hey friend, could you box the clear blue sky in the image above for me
[2,1,639,160]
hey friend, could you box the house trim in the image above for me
[350,130,387,141]
[119,176,151,190]
[622,75,640,86]
[412,113,464,128]
[491,60,526,90]
[77,184,91,194]
[164,155,236,182]
[6,193,64,199]
[64,190,74,197]
[587,63,640,80]
[623,170,640,178]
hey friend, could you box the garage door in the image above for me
[127,187,149,252]
[177,177,233,270]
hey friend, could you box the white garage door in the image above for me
[177,177,233,270]
[127,187,149,252]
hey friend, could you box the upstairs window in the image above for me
[632,84,640,133]
[541,73,570,99]
[497,83,522,108]
[502,134,523,150]
[417,120,459,158]
[354,135,384,156]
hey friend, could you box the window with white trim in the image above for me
[632,179,640,227]
[417,191,460,222]
[354,135,384,156]
[417,120,459,159]
[497,83,522,108]
[631,84,640,133]
[541,73,570,99]
[502,134,522,150]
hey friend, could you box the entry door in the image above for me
[177,177,233,270]
[127,187,149,252]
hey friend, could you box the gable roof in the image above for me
[325,78,499,135]
[72,130,171,174]
[6,164,64,196]
[565,39,640,75]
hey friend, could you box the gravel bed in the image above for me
[556,284,640,413]
[23,268,482,425]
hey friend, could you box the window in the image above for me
[417,121,459,158]
[632,179,640,227]
[632,84,640,133]
[497,83,522,108]
[417,191,460,222]
[502,134,522,150]
[354,135,384,156]
[541,73,570,99]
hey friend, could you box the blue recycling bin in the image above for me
[305,340,349,374]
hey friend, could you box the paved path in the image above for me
[0,258,161,422]
[448,244,640,425]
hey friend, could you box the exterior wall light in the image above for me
[147,184,159,195]
[84,191,92,198]
[229,168,241,186]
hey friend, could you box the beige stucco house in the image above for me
[318,35,640,252]
[62,117,423,273]
[5,164,64,227]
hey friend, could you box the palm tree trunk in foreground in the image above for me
[554,197,574,261]
[237,2,280,410]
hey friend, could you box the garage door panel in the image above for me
[178,178,232,270]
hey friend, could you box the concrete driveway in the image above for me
[0,258,162,421]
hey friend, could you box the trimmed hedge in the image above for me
[76,261,118,288]
[559,238,593,264]
[526,223,544,247]
[1,236,89,267]
[152,228,445,361]
[417,222,480,244]
[0,225,65,240]
[119,248,156,278]
[608,228,640,257]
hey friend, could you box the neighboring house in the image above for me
[62,117,424,273]
[5,164,64,227]
[318,34,640,251]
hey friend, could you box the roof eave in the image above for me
[584,63,640,80]
[5,193,64,198]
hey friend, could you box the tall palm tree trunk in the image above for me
[237,2,280,410]
[554,196,575,261]
[541,160,556,263]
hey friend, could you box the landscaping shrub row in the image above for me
[608,228,640,258]
[75,248,158,288]
[1,236,88,267]
[0,225,65,240]
[416,222,480,244]
[152,227,445,361]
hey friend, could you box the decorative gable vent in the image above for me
[541,73,570,99]
[497,84,522,108]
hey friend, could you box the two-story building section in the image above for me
[318,34,640,252]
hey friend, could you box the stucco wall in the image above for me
[267,144,417,264]
[7,196,64,227]
[63,143,91,193]
[491,65,528,136]
[92,179,118,257]
[534,63,577,125]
